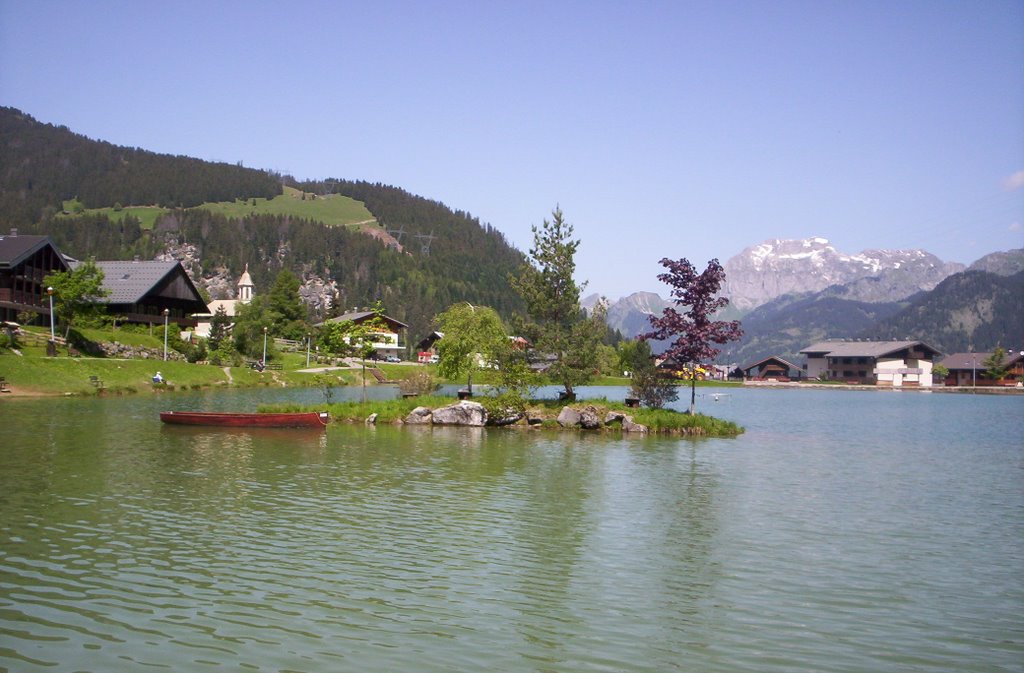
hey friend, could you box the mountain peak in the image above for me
[722,238,963,312]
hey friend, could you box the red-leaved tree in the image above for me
[641,257,743,414]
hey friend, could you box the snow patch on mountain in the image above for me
[721,238,964,312]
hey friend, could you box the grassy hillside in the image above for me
[57,186,376,231]
[196,186,376,227]
[6,108,528,347]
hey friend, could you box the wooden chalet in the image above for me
[742,355,803,381]
[0,229,69,324]
[415,331,444,362]
[800,339,942,387]
[88,260,207,327]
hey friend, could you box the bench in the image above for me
[89,375,104,389]
[0,377,9,393]
[247,360,281,371]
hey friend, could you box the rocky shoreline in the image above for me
[362,400,719,436]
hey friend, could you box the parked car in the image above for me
[428,355,439,364]
[385,355,401,363]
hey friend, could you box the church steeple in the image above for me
[237,264,255,302]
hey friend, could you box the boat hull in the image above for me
[160,411,328,428]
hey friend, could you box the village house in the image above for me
[319,309,408,360]
[415,331,444,362]
[800,339,942,387]
[937,351,1024,386]
[89,259,208,328]
[741,355,803,381]
[191,264,257,338]
[0,229,69,324]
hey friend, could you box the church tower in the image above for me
[237,264,255,303]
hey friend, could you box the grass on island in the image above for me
[3,328,742,438]
[263,394,744,436]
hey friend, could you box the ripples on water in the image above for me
[1,388,1022,672]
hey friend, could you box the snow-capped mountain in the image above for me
[721,237,965,312]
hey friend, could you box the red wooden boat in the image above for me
[160,411,329,428]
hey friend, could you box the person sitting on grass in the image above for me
[152,371,164,384]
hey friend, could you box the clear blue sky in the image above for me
[2,0,1022,298]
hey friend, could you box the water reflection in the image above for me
[1,389,1022,672]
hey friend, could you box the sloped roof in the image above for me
[800,340,941,358]
[89,260,184,303]
[742,355,801,371]
[322,310,408,330]
[237,264,254,288]
[940,351,1024,370]
[0,233,65,270]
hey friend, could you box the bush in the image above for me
[209,341,242,367]
[397,369,437,396]
[479,390,528,421]
[630,368,679,409]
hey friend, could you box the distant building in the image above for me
[89,259,207,327]
[742,356,803,381]
[0,229,69,324]
[416,331,444,362]
[800,340,942,387]
[318,310,408,359]
[938,351,1024,386]
[192,264,257,338]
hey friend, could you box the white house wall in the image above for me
[806,357,827,379]
[874,358,933,387]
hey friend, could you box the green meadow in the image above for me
[58,186,376,230]
[196,186,376,227]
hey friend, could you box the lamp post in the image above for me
[162,308,170,361]
[306,333,311,368]
[262,326,268,367]
[46,286,55,340]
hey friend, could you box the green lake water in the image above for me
[1,387,1022,672]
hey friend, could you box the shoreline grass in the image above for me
[262,395,744,437]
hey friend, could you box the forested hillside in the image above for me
[718,292,907,365]
[0,107,281,227]
[862,270,1024,353]
[4,107,526,343]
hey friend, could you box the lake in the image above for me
[1,386,1022,672]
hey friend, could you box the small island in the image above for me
[263,396,744,437]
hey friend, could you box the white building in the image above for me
[191,265,256,338]
[800,340,942,387]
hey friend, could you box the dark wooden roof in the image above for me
[415,331,444,350]
[742,355,801,372]
[0,232,67,271]
[82,260,207,312]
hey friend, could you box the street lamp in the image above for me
[262,326,268,367]
[46,286,55,340]
[306,333,311,368]
[162,308,170,361]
